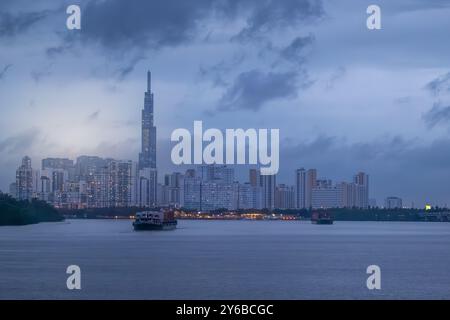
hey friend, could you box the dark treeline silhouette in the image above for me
[0,193,64,226]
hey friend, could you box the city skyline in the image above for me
[3,70,438,209]
[11,152,378,211]
[6,69,375,212]
[8,70,375,210]
[1,1,450,207]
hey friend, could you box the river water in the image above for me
[1,219,449,299]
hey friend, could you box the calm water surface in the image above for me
[1,219,450,299]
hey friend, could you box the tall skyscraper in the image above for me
[295,168,306,209]
[354,172,369,209]
[305,169,317,209]
[139,71,157,170]
[136,71,158,207]
[16,156,34,201]
[261,173,276,210]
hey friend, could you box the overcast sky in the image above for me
[1,0,450,207]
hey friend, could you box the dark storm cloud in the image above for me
[280,34,315,65]
[423,103,450,128]
[214,35,314,113]
[216,70,299,112]
[0,9,50,37]
[0,64,12,79]
[60,0,324,51]
[79,0,216,50]
[425,72,450,96]
[235,0,324,41]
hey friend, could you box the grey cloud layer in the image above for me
[426,72,450,96]
[217,70,300,112]
[0,10,50,37]
[423,103,450,128]
[58,0,322,53]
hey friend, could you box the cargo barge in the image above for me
[311,212,334,225]
[133,210,177,230]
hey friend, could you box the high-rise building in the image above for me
[261,173,276,210]
[305,169,317,209]
[183,169,202,210]
[238,183,262,209]
[182,165,238,211]
[16,156,34,201]
[139,71,157,170]
[89,165,109,208]
[108,160,135,207]
[42,158,75,181]
[354,172,369,209]
[336,181,356,208]
[137,168,157,207]
[62,181,83,209]
[164,172,184,207]
[196,165,237,211]
[75,156,109,181]
[275,184,295,209]
[157,183,169,206]
[295,168,306,209]
[249,169,261,187]
[201,165,234,184]
[136,71,158,207]
[37,169,52,202]
[312,185,339,209]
